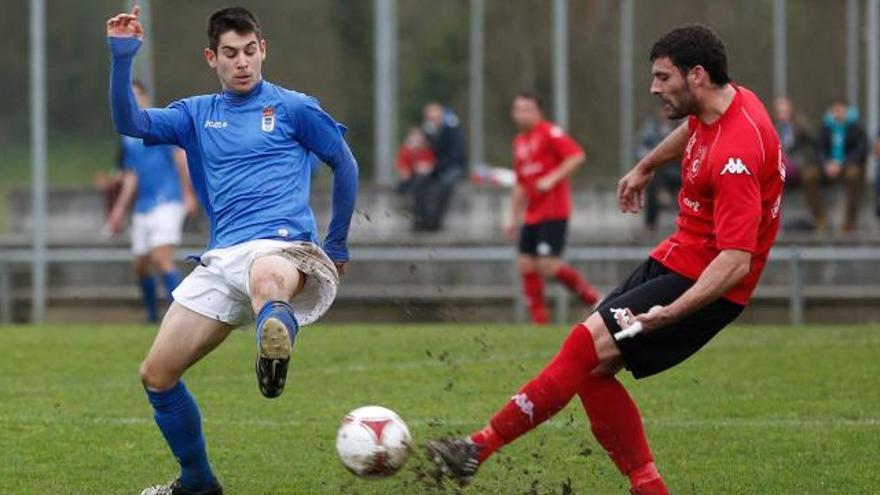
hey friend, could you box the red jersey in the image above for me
[650,86,784,305]
[396,146,435,177]
[513,120,584,224]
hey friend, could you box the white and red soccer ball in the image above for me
[335,405,412,478]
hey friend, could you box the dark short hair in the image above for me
[514,91,543,110]
[650,24,730,86]
[207,7,262,52]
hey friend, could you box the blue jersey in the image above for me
[109,37,358,261]
[120,136,182,213]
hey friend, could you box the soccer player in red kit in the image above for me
[506,92,601,324]
[428,24,785,494]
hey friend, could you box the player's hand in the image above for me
[334,261,348,276]
[106,5,144,39]
[617,165,653,214]
[184,194,198,217]
[634,305,673,333]
[535,175,556,193]
[105,211,125,236]
[503,218,518,242]
[824,160,842,179]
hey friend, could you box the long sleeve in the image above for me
[284,93,359,262]
[322,141,359,262]
[108,37,150,138]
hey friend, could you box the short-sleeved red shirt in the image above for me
[513,120,585,225]
[650,86,785,305]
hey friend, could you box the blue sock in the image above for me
[255,300,299,345]
[161,270,182,305]
[138,276,158,323]
[146,381,216,491]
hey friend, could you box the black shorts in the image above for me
[518,220,568,257]
[596,258,744,379]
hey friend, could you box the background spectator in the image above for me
[774,96,817,187]
[413,102,466,231]
[395,126,435,194]
[804,96,867,232]
[636,106,681,233]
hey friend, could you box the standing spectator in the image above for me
[774,96,817,187]
[804,96,867,232]
[413,102,466,231]
[505,92,600,324]
[637,105,681,232]
[395,126,435,194]
[105,81,198,323]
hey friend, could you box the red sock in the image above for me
[577,376,665,493]
[469,324,597,462]
[522,271,549,324]
[555,264,599,305]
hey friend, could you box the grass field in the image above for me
[0,324,877,494]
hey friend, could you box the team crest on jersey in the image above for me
[261,106,276,132]
[687,145,707,182]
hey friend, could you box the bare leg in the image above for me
[139,303,234,491]
[248,254,306,398]
[140,303,234,391]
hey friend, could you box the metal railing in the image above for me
[2,245,879,325]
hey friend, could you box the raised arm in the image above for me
[107,6,150,137]
[107,6,189,145]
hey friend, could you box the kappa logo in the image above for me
[720,157,751,176]
[683,197,701,213]
[261,106,276,132]
[511,393,535,423]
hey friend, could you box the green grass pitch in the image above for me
[0,323,877,494]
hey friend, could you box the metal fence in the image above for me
[2,245,879,326]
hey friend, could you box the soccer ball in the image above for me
[335,405,412,478]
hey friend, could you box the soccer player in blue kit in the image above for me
[106,81,197,324]
[106,6,358,495]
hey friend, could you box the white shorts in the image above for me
[172,239,340,328]
[131,202,185,256]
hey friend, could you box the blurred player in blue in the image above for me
[107,5,358,495]
[106,80,197,324]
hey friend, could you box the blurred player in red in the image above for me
[429,25,785,494]
[505,92,600,324]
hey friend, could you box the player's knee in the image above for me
[149,251,174,272]
[518,256,538,274]
[537,258,560,277]
[139,359,177,391]
[583,312,623,376]
[251,271,287,299]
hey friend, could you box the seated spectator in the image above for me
[774,96,817,187]
[636,105,681,233]
[395,126,435,194]
[803,96,867,232]
[413,102,466,232]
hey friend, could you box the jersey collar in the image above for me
[222,79,265,106]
